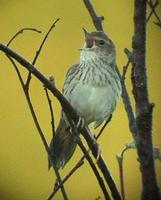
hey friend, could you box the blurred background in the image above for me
[0,0,161,199]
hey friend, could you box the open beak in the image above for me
[82,28,94,48]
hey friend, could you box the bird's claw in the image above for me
[96,143,101,163]
[76,116,85,130]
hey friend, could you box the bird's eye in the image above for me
[99,40,105,45]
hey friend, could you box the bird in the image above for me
[48,28,122,170]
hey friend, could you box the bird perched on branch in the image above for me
[49,28,122,170]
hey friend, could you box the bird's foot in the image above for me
[95,143,102,163]
[76,116,85,130]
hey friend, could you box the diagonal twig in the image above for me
[26,18,60,88]
[95,114,112,140]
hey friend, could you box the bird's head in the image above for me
[81,28,116,59]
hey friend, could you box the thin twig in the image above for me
[8,56,68,200]
[44,87,56,138]
[52,167,68,200]
[146,0,159,23]
[116,142,136,200]
[26,18,60,88]
[7,27,41,47]
[48,157,84,200]
[147,0,161,25]
[154,21,161,28]
[6,55,49,154]
[44,85,68,200]
[116,66,138,140]
[95,114,112,140]
[121,61,130,82]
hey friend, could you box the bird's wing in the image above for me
[62,63,79,96]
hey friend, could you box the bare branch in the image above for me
[154,21,161,28]
[146,0,159,23]
[116,141,136,200]
[83,0,104,31]
[44,86,56,138]
[77,139,111,200]
[48,157,84,199]
[26,18,60,88]
[147,0,161,27]
[115,66,138,140]
[131,1,160,199]
[5,25,68,200]
[7,27,41,47]
[65,112,111,200]
[7,55,68,200]
[48,110,110,200]
[48,136,111,200]
[116,49,138,140]
[51,114,113,197]
[95,114,112,140]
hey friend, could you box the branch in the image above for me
[48,136,110,200]
[5,26,68,200]
[147,0,161,27]
[44,86,56,138]
[48,157,84,199]
[0,44,121,200]
[118,49,138,140]
[116,142,136,200]
[26,18,60,88]
[7,27,41,47]
[131,0,161,199]
[77,139,111,200]
[65,112,111,200]
[50,115,113,197]
[146,0,159,23]
[44,81,69,199]
[83,0,104,31]
[95,114,112,140]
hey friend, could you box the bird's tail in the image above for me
[48,118,77,170]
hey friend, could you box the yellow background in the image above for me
[0,1,161,200]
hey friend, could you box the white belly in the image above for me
[68,83,117,127]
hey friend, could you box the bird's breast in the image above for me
[69,82,117,125]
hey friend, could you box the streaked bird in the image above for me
[49,28,122,170]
